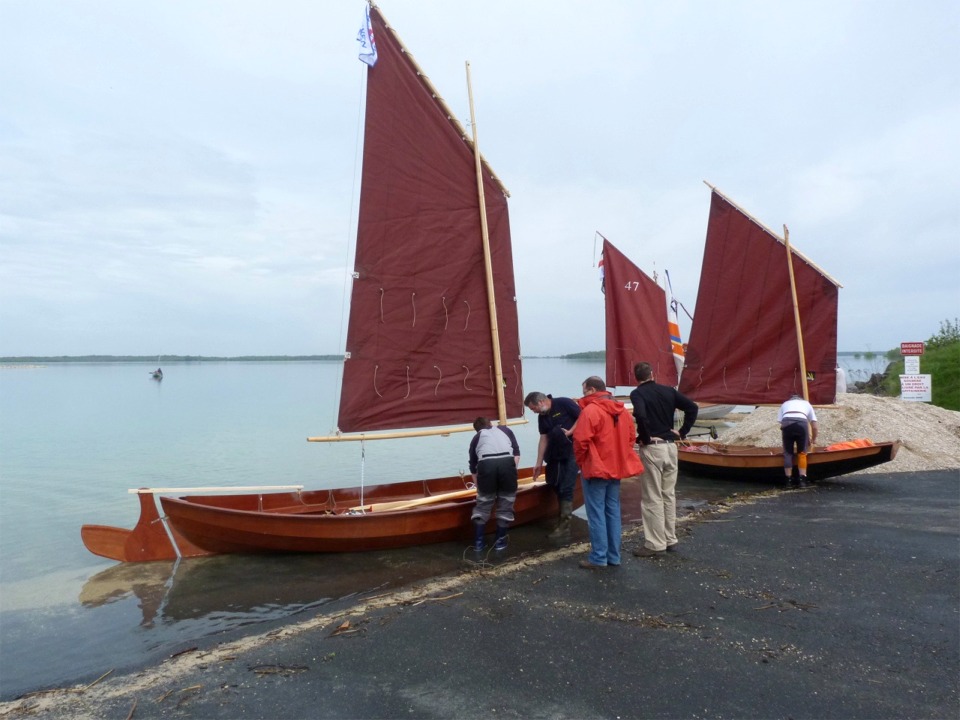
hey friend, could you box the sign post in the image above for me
[900,341,930,402]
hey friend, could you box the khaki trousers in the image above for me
[639,443,678,551]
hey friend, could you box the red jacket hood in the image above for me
[572,392,644,480]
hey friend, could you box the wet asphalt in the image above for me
[8,469,959,719]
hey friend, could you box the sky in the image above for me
[1,0,958,358]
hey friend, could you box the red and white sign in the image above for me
[900,374,932,402]
[901,342,925,355]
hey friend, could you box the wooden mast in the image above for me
[784,224,810,401]
[466,60,507,426]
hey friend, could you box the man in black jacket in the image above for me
[629,361,698,557]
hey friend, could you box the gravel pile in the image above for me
[715,393,960,473]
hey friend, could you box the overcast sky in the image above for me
[1,0,957,358]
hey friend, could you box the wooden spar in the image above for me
[702,181,843,289]
[128,485,304,495]
[372,3,509,197]
[784,224,810,401]
[352,488,477,513]
[466,60,508,426]
[308,417,527,443]
[350,475,541,513]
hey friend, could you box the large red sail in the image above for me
[678,190,839,405]
[602,239,678,388]
[337,7,522,433]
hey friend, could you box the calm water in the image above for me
[0,356,879,699]
[0,358,616,698]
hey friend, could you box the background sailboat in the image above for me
[676,185,899,479]
[679,186,839,405]
[80,3,571,562]
[598,235,733,422]
[599,236,678,389]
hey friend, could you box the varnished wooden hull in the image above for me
[82,468,579,562]
[677,440,901,481]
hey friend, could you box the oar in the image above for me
[351,475,543,513]
[356,488,478,513]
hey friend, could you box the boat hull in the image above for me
[677,440,900,481]
[82,468,580,562]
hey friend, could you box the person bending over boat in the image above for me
[468,417,521,552]
[572,377,643,569]
[630,361,698,558]
[778,394,819,488]
[524,391,580,538]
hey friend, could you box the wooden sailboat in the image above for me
[81,4,571,563]
[600,236,679,389]
[598,235,734,419]
[675,186,899,480]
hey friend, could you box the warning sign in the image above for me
[900,374,932,402]
[900,342,925,355]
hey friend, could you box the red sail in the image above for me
[337,8,522,433]
[602,239,678,388]
[678,190,839,406]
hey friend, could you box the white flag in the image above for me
[357,6,378,67]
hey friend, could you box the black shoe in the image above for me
[666,544,679,553]
[798,478,810,488]
[579,559,606,570]
[633,546,666,558]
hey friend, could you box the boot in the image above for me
[493,525,508,551]
[473,522,485,552]
[547,500,573,539]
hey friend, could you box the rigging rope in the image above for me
[331,62,369,432]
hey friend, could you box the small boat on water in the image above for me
[150,368,162,380]
[82,3,571,562]
[678,439,901,481]
[81,469,577,562]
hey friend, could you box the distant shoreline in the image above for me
[1,350,890,364]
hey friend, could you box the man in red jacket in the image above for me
[572,376,644,569]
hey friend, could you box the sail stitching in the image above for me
[434,366,442,395]
[462,365,472,390]
[373,366,383,397]
[411,292,416,327]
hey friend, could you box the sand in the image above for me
[715,392,960,473]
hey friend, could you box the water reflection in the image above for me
[2,476,777,701]
[77,475,773,630]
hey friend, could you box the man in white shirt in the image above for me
[777,395,819,487]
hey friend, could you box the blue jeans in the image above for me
[582,478,622,566]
